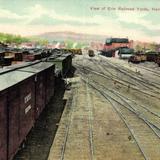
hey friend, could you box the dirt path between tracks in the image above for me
[47,76,144,160]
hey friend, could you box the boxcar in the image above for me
[0,70,35,160]
[23,53,41,62]
[0,89,7,160]
[47,56,68,77]
[60,53,72,72]
[155,55,160,67]
[1,56,14,66]
[128,53,147,63]
[18,62,55,119]
[146,52,158,62]
[4,52,23,61]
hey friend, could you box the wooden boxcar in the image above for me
[60,53,72,72]
[146,52,158,62]
[155,54,160,67]
[0,61,55,160]
[4,51,23,61]
[22,53,41,62]
[0,70,35,160]
[128,53,147,63]
[47,56,70,77]
[0,89,7,160]
[18,62,55,119]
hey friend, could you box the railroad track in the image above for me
[74,57,160,128]
[59,90,77,160]
[76,65,160,130]
[84,57,160,97]
[85,81,95,160]
[74,62,160,100]
[82,76,160,160]
[132,64,160,77]
[91,79,160,135]
[78,69,160,133]
[100,58,160,87]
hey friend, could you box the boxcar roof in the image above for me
[0,70,34,92]
[50,56,66,61]
[61,53,72,57]
[18,62,54,73]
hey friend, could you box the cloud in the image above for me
[0,4,160,42]
[0,8,26,19]
[116,11,160,31]
[26,4,105,25]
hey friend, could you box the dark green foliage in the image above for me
[0,33,30,44]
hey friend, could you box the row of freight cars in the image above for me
[0,48,58,66]
[0,48,73,77]
[0,52,73,160]
[101,37,160,66]
[62,48,82,55]
[128,52,160,66]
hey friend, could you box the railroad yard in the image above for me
[47,54,160,160]
[10,51,160,160]
[1,1,160,159]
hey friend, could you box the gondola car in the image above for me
[128,53,147,63]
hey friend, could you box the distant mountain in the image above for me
[33,31,108,43]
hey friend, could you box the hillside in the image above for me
[34,31,107,43]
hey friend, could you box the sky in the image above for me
[0,0,160,42]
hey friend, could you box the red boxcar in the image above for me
[0,90,7,160]
[0,70,35,160]
[0,61,55,160]
[22,53,41,62]
[18,62,55,119]
[45,64,55,104]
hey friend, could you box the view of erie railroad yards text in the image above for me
[0,0,160,160]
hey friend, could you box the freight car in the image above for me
[0,62,55,160]
[18,62,55,118]
[128,53,147,63]
[155,54,160,67]
[47,54,72,77]
[88,50,95,57]
[60,53,72,71]
[70,49,82,55]
[41,50,51,58]
[0,69,36,160]
[22,52,42,61]
[0,56,14,66]
[4,51,23,61]
[145,51,158,62]
[0,51,22,66]
[118,47,134,59]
